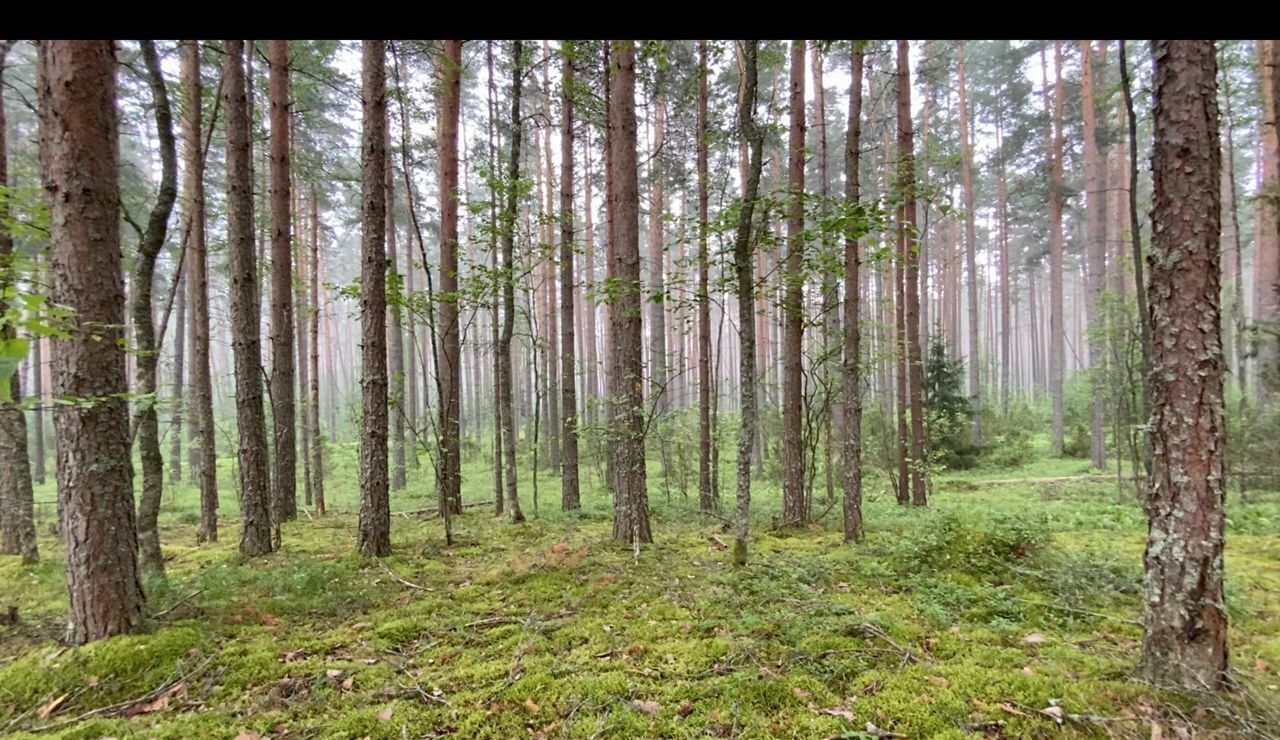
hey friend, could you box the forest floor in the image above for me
[2,441,1280,739]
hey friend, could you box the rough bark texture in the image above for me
[780,40,807,526]
[132,40,178,574]
[559,46,580,511]
[697,40,715,514]
[608,41,652,546]
[842,44,865,542]
[39,39,145,642]
[897,41,927,507]
[170,260,185,487]
[358,40,390,557]
[438,40,463,518]
[268,39,297,525]
[183,40,218,544]
[499,41,525,524]
[223,40,274,557]
[732,41,765,565]
[647,83,668,414]
[1142,39,1229,690]
[0,39,38,563]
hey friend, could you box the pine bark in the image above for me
[697,40,715,513]
[560,45,580,510]
[1047,42,1067,455]
[732,40,765,565]
[183,40,218,543]
[842,43,865,542]
[309,185,325,515]
[1142,39,1228,690]
[957,41,981,445]
[268,40,297,524]
[781,40,807,525]
[898,40,927,507]
[499,41,526,523]
[39,39,145,642]
[1256,40,1280,399]
[358,40,390,557]
[608,41,652,546]
[1080,41,1109,470]
[438,39,463,518]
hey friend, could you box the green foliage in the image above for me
[922,336,979,470]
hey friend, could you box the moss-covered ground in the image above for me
[2,439,1278,738]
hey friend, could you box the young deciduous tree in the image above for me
[39,38,145,642]
[1142,38,1229,690]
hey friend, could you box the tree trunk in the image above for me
[0,40,38,563]
[268,39,297,526]
[387,107,407,492]
[1046,42,1066,456]
[358,40,390,557]
[957,41,981,446]
[647,82,668,414]
[732,41,765,565]
[1256,40,1280,399]
[309,185,325,515]
[842,43,865,542]
[897,41,927,507]
[608,41,652,547]
[438,39,464,519]
[500,41,526,524]
[39,39,145,642]
[182,40,219,543]
[560,45,580,511]
[1142,39,1229,690]
[170,261,185,487]
[697,40,715,513]
[1080,41,1109,471]
[132,40,178,574]
[781,40,807,525]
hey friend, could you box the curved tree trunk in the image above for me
[133,40,178,574]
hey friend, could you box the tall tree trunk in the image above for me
[0,40,38,563]
[1119,40,1153,461]
[183,40,218,543]
[268,39,297,526]
[957,41,981,445]
[732,40,765,565]
[1046,42,1066,455]
[224,40,273,557]
[500,41,526,523]
[170,262,185,487]
[39,39,145,641]
[358,40,390,557]
[813,42,838,507]
[608,40,652,547]
[583,130,600,424]
[295,185,311,507]
[781,40,807,525]
[1142,39,1229,690]
[1081,40,1109,471]
[559,44,581,510]
[647,81,668,414]
[486,42,504,514]
[438,39,464,518]
[387,109,407,492]
[697,40,715,513]
[997,113,1011,415]
[842,43,866,542]
[896,41,927,507]
[132,40,178,574]
[1256,40,1280,399]
[309,185,325,515]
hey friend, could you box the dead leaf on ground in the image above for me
[1039,705,1064,724]
[793,687,812,700]
[817,702,855,721]
[998,702,1030,718]
[630,699,661,715]
[325,669,343,679]
[377,706,394,721]
[233,733,262,740]
[340,677,354,692]
[1022,632,1047,644]
[926,675,950,688]
[281,649,310,662]
[1254,658,1270,672]
[523,698,540,714]
[864,720,906,738]
[125,681,186,717]
[678,700,694,716]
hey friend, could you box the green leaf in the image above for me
[0,336,30,400]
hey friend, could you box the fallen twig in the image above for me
[150,588,207,621]
[373,558,430,592]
